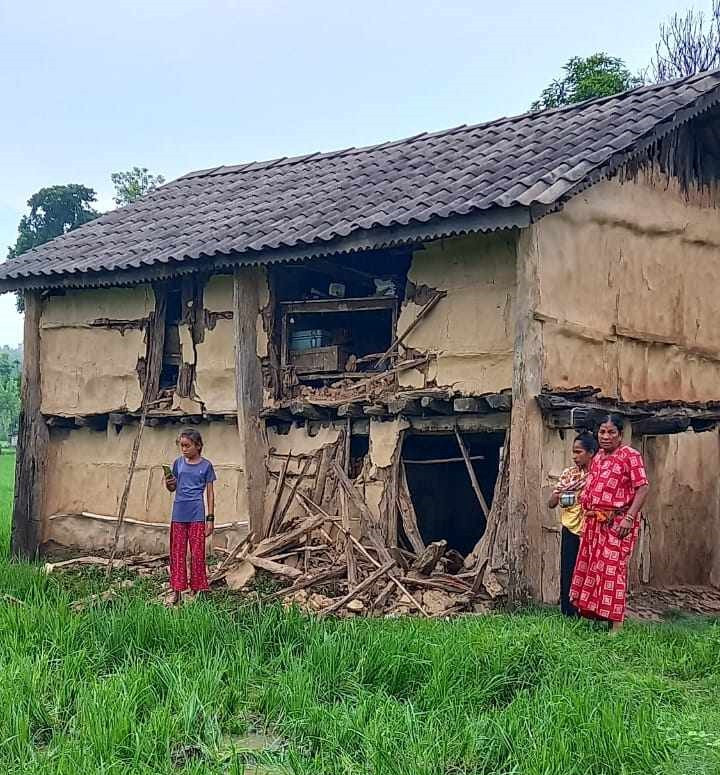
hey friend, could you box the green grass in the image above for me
[0,451,14,555]
[1,453,720,774]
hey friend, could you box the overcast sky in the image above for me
[0,0,705,347]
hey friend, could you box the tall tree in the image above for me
[7,184,99,260]
[7,184,99,311]
[532,53,643,111]
[650,1,720,82]
[111,167,165,206]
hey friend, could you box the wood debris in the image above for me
[210,437,494,618]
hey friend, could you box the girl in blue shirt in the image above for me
[164,429,216,605]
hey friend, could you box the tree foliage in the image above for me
[650,0,720,82]
[0,348,21,444]
[111,167,166,206]
[7,184,99,312]
[531,53,643,111]
[7,185,99,261]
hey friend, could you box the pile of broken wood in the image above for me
[210,442,505,618]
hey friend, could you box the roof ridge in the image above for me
[174,68,720,182]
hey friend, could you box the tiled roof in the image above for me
[3,70,720,289]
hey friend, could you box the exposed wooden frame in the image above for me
[11,291,49,557]
[233,266,269,535]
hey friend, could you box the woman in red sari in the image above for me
[570,414,649,632]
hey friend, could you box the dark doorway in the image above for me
[401,431,504,556]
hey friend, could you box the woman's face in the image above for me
[572,440,594,468]
[597,421,622,452]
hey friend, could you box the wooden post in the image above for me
[233,266,269,536]
[12,290,49,557]
[507,227,545,606]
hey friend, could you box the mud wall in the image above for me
[194,272,270,413]
[536,173,720,402]
[42,421,247,552]
[398,232,516,395]
[40,286,153,415]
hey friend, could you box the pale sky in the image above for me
[0,0,704,347]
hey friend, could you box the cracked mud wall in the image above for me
[42,422,246,552]
[194,272,269,412]
[536,173,720,402]
[40,286,154,415]
[398,232,516,395]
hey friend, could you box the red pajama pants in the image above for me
[169,521,209,592]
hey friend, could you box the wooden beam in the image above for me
[363,404,388,417]
[233,267,269,536]
[12,291,49,557]
[408,413,509,433]
[377,290,447,368]
[454,429,490,519]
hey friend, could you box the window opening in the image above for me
[160,282,183,391]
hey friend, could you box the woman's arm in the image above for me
[548,491,560,509]
[617,484,649,538]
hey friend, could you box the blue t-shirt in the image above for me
[171,457,217,522]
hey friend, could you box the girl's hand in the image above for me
[165,475,177,492]
[205,522,214,538]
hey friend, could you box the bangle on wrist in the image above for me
[206,514,214,522]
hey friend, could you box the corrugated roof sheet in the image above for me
[2,70,720,289]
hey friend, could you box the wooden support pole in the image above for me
[454,429,490,519]
[11,291,49,557]
[233,266,269,536]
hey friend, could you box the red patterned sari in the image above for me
[570,445,648,622]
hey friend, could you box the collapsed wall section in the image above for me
[40,286,154,416]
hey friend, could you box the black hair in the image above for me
[597,413,625,433]
[574,431,599,455]
[179,428,204,451]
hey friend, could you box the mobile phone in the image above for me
[162,465,172,479]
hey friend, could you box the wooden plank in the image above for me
[233,267,269,536]
[266,454,291,537]
[320,560,396,615]
[363,404,388,417]
[274,456,313,532]
[454,429,490,519]
[377,290,447,368]
[246,555,304,579]
[403,455,485,465]
[280,296,398,314]
[397,464,425,554]
[312,445,335,507]
[11,291,49,557]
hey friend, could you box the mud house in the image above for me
[3,71,720,605]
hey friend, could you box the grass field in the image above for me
[1,453,719,774]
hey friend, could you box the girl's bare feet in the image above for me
[164,590,181,607]
[609,621,623,636]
